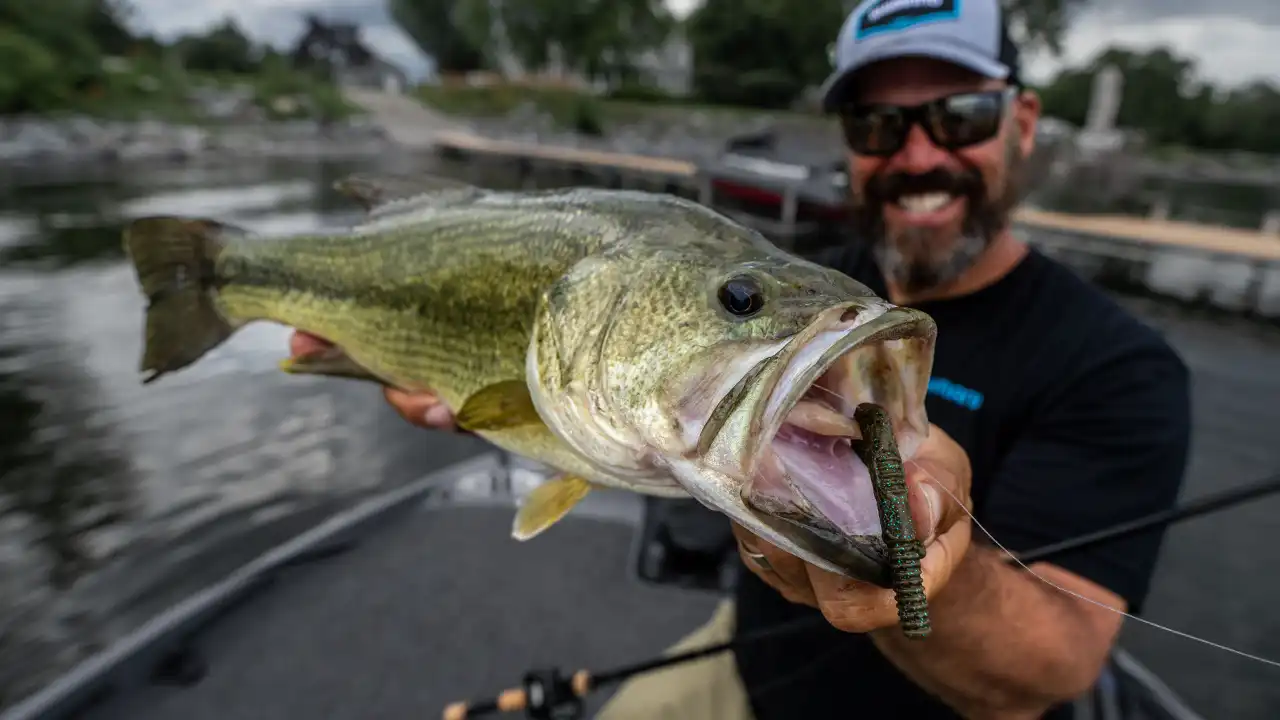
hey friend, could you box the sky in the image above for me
[124,0,1280,88]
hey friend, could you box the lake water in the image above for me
[0,156,1277,718]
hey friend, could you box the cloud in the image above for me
[126,0,432,80]
[1095,0,1280,26]
[1024,9,1280,88]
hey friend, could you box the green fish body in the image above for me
[122,174,938,588]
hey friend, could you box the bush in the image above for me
[0,27,65,114]
[608,81,681,104]
[416,83,607,135]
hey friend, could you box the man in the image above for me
[290,0,1192,717]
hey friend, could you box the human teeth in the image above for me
[897,192,953,213]
[785,400,862,437]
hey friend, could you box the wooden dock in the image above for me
[433,130,698,178]
[431,130,1280,266]
[1016,208,1280,263]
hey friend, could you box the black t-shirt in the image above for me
[732,241,1193,720]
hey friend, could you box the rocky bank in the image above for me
[0,115,397,167]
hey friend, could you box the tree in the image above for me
[0,0,142,112]
[450,0,674,84]
[388,0,485,74]
[174,19,261,75]
[1001,0,1092,56]
[1037,43,1280,154]
[686,0,847,109]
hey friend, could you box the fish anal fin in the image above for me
[455,380,543,432]
[512,475,593,541]
[279,345,378,382]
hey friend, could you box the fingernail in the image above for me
[922,484,941,543]
[424,405,452,427]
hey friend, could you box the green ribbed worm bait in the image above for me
[853,403,930,639]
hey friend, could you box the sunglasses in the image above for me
[837,87,1019,157]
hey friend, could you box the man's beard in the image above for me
[850,142,1024,296]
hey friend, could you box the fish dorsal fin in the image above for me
[455,379,544,432]
[512,474,593,540]
[333,173,480,216]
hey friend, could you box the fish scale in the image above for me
[119,174,940,637]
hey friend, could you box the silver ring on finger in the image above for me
[741,544,773,573]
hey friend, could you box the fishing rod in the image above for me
[441,470,1280,720]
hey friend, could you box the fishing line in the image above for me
[442,469,1280,719]
[916,466,1280,666]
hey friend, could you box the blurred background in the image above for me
[1,2,1278,719]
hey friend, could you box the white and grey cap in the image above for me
[820,0,1022,112]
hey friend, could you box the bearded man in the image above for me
[288,0,1192,717]
[720,1,1192,718]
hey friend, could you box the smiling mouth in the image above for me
[741,304,936,585]
[893,192,961,216]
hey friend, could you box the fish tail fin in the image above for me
[122,217,243,384]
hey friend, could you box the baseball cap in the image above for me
[820,0,1022,112]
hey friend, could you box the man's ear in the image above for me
[1013,88,1042,158]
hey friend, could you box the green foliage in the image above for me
[1039,45,1280,154]
[607,81,683,104]
[416,83,605,134]
[0,27,66,114]
[1002,0,1092,56]
[173,19,261,75]
[447,0,675,85]
[686,0,846,109]
[389,0,486,73]
[0,0,360,122]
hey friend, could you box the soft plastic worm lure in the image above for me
[853,403,930,639]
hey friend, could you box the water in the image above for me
[0,157,1278,718]
[0,156,493,708]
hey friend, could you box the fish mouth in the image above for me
[742,303,936,586]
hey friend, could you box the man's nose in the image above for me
[888,124,950,175]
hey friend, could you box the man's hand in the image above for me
[732,424,974,633]
[289,331,459,431]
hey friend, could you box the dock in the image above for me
[430,129,1280,317]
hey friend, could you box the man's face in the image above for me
[841,57,1040,296]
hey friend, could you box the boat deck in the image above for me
[82,489,721,720]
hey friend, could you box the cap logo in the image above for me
[854,0,959,40]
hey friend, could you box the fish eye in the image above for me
[717,275,766,317]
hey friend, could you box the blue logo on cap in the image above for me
[854,0,961,40]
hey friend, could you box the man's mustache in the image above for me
[863,168,984,205]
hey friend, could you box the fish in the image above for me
[120,173,937,588]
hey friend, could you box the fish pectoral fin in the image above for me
[512,474,593,540]
[455,380,544,432]
[334,173,480,214]
[279,345,378,382]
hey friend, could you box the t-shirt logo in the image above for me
[854,0,960,40]
[928,377,984,411]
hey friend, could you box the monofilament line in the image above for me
[914,466,1280,670]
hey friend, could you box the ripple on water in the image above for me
[0,157,467,708]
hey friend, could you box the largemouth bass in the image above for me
[121,174,937,587]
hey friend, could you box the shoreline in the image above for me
[0,114,400,172]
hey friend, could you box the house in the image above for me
[290,14,411,94]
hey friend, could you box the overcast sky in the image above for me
[125,0,1280,87]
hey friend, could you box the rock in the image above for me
[0,113,394,166]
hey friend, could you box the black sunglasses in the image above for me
[837,87,1019,157]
